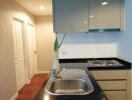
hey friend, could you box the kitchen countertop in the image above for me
[34,67,108,100]
[59,58,131,70]
[34,58,131,100]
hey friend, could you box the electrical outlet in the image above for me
[61,51,67,55]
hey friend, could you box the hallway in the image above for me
[16,74,48,100]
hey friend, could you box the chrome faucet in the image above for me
[52,68,63,79]
[52,69,57,77]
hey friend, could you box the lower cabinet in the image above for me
[104,91,127,100]
[90,70,131,100]
[97,80,126,90]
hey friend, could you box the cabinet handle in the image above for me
[89,28,120,32]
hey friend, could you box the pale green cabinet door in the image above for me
[89,0,123,31]
[53,0,88,33]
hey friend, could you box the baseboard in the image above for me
[10,92,18,100]
[37,71,50,74]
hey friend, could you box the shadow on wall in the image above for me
[57,32,121,44]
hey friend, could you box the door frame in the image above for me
[13,17,37,86]
[27,23,37,77]
[12,17,27,91]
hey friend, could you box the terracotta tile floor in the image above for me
[16,74,48,100]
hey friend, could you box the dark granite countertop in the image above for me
[59,58,131,70]
[34,67,108,100]
[34,58,131,100]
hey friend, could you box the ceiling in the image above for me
[14,0,52,16]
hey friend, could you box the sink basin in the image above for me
[45,79,94,95]
[45,68,94,95]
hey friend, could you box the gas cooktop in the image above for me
[87,59,123,67]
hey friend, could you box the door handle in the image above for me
[34,51,37,54]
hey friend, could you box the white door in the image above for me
[27,24,37,78]
[13,19,25,91]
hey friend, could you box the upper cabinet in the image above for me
[53,0,124,33]
[89,0,123,32]
[53,0,88,33]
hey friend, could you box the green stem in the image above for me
[58,32,67,49]
[54,37,59,52]
[54,32,68,52]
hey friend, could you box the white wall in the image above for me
[117,0,132,63]
[0,0,34,100]
[58,32,119,59]
[35,16,55,72]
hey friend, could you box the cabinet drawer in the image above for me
[104,91,127,100]
[97,80,127,90]
[90,70,127,80]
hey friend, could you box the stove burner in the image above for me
[87,60,123,67]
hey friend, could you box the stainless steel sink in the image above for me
[45,69,94,95]
[47,79,93,95]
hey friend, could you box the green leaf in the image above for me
[54,37,59,52]
[54,32,68,52]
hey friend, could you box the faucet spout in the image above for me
[52,68,63,79]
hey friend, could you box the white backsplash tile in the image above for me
[58,32,117,59]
